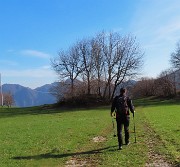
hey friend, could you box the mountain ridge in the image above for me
[1,79,137,107]
[2,83,57,107]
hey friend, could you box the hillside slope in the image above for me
[2,83,56,107]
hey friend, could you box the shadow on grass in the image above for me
[12,146,117,160]
[0,105,110,119]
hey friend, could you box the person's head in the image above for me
[120,87,126,95]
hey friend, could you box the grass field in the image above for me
[0,98,179,167]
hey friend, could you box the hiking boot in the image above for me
[118,146,122,150]
[126,142,130,145]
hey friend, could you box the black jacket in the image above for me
[111,95,134,116]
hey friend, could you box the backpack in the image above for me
[115,96,128,115]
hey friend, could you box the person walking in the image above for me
[111,88,135,150]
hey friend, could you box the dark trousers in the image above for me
[116,115,130,146]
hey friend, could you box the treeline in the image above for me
[51,31,144,101]
[132,71,179,98]
[132,40,180,98]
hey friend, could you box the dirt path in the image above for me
[64,117,177,167]
[144,122,174,167]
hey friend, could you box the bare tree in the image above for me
[154,70,176,97]
[3,92,14,107]
[170,41,180,70]
[49,82,65,102]
[91,34,104,96]
[131,77,155,98]
[100,32,143,100]
[79,39,94,95]
[170,41,180,95]
[52,31,144,101]
[101,32,122,99]
[111,35,143,100]
[51,44,83,96]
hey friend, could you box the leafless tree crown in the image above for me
[51,32,144,100]
[170,41,180,70]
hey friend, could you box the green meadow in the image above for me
[0,98,179,167]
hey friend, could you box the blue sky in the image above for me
[0,0,180,88]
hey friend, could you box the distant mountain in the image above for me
[35,82,58,92]
[2,83,57,107]
[1,79,137,107]
[113,80,137,97]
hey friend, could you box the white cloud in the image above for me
[1,66,56,78]
[128,0,180,78]
[156,20,180,42]
[20,49,51,59]
[1,66,58,89]
[0,60,18,66]
[112,27,123,33]
[41,65,51,69]
[130,0,180,40]
[7,49,14,53]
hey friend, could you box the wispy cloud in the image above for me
[20,49,51,59]
[129,0,180,77]
[130,0,180,42]
[1,66,57,89]
[112,27,123,33]
[41,65,51,69]
[1,66,56,78]
[156,20,180,42]
[7,49,14,53]
[0,60,18,66]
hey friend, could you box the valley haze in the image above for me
[2,83,57,107]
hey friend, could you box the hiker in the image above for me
[111,88,135,150]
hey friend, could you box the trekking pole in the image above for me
[133,112,137,143]
[111,112,116,137]
[111,117,116,137]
